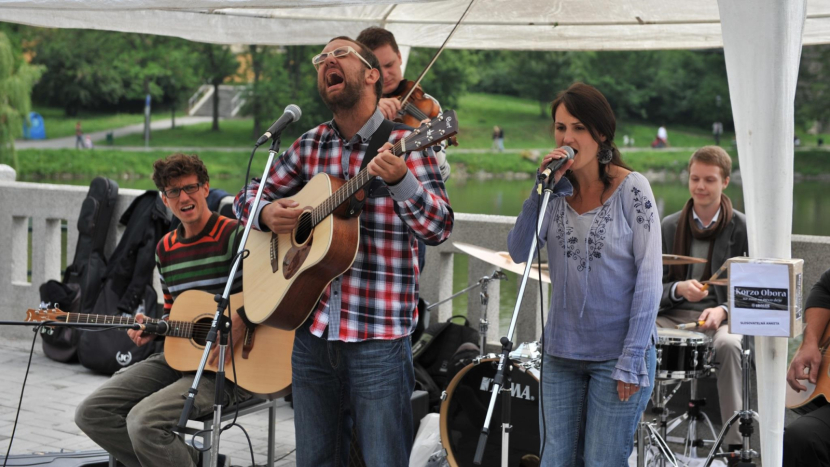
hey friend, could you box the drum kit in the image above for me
[440,243,749,467]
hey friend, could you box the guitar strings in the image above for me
[292,137,409,233]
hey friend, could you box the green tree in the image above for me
[796,44,830,131]
[30,29,126,115]
[405,48,479,109]
[241,45,330,140]
[196,44,239,131]
[0,31,44,169]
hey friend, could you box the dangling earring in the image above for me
[598,147,613,165]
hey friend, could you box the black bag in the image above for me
[77,192,170,375]
[412,315,480,407]
[37,280,81,362]
[41,177,118,362]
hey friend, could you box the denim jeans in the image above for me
[292,320,415,467]
[539,346,657,467]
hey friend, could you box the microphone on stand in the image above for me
[256,104,302,146]
[539,146,575,182]
[136,320,169,336]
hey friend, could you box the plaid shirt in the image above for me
[234,109,453,341]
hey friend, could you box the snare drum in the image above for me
[655,328,712,380]
[440,356,540,467]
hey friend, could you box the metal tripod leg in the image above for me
[664,379,720,458]
[637,382,679,467]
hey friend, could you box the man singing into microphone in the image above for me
[658,146,749,459]
[234,36,453,466]
[75,154,251,467]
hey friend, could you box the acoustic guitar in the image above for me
[25,290,293,399]
[785,323,830,415]
[242,111,458,330]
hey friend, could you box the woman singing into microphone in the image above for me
[507,82,662,466]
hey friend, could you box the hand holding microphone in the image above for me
[539,146,575,184]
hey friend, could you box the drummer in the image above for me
[658,146,749,454]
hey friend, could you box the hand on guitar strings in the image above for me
[261,199,303,234]
[368,142,409,185]
[787,343,822,392]
[209,313,247,366]
[127,314,157,347]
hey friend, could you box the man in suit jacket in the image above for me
[659,146,749,454]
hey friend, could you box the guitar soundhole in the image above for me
[191,318,214,347]
[294,211,313,246]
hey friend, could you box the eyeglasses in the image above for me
[312,46,372,71]
[163,182,202,199]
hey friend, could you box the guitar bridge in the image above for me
[270,232,279,273]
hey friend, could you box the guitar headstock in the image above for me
[25,307,69,324]
[404,110,459,152]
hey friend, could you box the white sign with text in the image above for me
[729,262,790,337]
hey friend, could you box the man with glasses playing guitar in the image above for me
[233,36,454,466]
[75,154,253,467]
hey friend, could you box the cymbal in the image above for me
[702,279,729,286]
[662,254,708,265]
[454,242,551,284]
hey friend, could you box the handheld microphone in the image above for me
[540,146,575,181]
[137,320,169,336]
[256,104,302,146]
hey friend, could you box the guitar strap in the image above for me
[348,118,394,217]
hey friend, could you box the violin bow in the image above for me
[399,0,478,104]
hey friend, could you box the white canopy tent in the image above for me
[0,0,815,464]
[1,0,830,50]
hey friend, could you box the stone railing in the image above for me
[1,180,829,345]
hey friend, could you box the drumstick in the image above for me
[700,264,728,292]
[676,320,705,330]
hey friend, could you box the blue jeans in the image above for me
[292,320,415,467]
[539,346,656,467]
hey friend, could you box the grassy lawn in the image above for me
[16,148,260,180]
[106,118,297,148]
[31,106,170,140]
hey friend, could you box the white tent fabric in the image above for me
[719,1,806,464]
[2,0,830,50]
[0,0,814,464]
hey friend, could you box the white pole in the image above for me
[717,1,807,465]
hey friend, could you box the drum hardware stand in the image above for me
[175,134,286,467]
[638,380,683,467]
[704,335,760,467]
[664,378,721,459]
[473,172,556,466]
[426,269,507,352]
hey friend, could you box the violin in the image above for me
[389,79,458,146]
[389,80,441,128]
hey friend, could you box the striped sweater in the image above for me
[155,213,243,318]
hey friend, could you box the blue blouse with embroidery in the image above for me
[507,172,662,387]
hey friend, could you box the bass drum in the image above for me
[440,357,540,467]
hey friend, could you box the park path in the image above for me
[16,117,212,150]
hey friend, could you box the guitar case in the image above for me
[77,191,170,375]
[40,177,118,363]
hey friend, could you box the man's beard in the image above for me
[318,70,364,114]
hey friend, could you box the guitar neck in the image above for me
[311,138,408,226]
[61,313,192,339]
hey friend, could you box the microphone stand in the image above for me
[473,172,557,466]
[175,135,283,467]
[425,270,507,351]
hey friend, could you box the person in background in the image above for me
[658,146,748,460]
[75,121,83,149]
